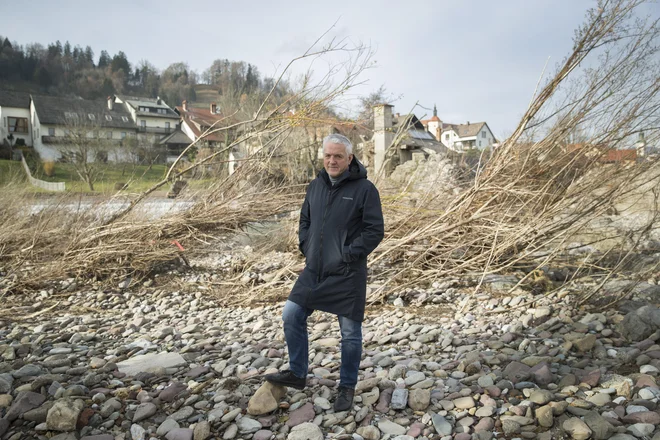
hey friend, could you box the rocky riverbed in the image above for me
[0,278,659,440]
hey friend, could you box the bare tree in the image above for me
[60,114,119,191]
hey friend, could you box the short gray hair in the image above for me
[323,133,353,156]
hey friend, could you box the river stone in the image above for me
[356,377,381,392]
[157,419,180,436]
[627,423,655,437]
[130,424,146,440]
[356,426,380,440]
[160,382,188,402]
[223,424,238,440]
[378,419,407,436]
[12,364,44,378]
[46,398,85,432]
[529,389,554,405]
[453,396,476,409]
[622,411,660,424]
[287,422,323,440]
[583,411,614,440]
[165,428,194,440]
[432,414,453,436]
[248,382,287,415]
[391,388,408,410]
[536,405,554,428]
[133,402,158,422]
[170,406,194,422]
[117,352,187,376]
[574,334,597,352]
[6,390,47,421]
[237,417,262,434]
[502,420,521,436]
[408,388,430,411]
[475,405,495,417]
[618,305,660,341]
[287,402,315,427]
[193,421,211,440]
[563,417,592,440]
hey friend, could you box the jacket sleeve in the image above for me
[343,184,384,261]
[298,192,311,256]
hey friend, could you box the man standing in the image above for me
[265,133,384,411]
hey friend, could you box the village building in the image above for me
[112,95,179,137]
[0,91,33,155]
[420,105,497,152]
[30,94,138,162]
[175,100,226,147]
[370,103,448,175]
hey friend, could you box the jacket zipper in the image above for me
[317,185,334,282]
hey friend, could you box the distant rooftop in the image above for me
[0,90,30,108]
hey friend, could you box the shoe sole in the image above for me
[264,378,306,390]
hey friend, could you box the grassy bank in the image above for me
[0,160,215,194]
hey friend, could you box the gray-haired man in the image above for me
[265,134,384,411]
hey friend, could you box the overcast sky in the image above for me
[1,0,606,137]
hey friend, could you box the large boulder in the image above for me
[47,398,85,432]
[617,305,660,341]
[247,382,287,415]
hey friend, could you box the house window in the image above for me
[121,132,127,139]
[107,131,112,139]
[105,115,112,121]
[141,120,146,128]
[445,134,449,141]
[48,127,55,136]
[88,114,96,120]
[478,141,482,147]
[165,122,170,129]
[482,131,486,138]
[121,116,129,122]
[8,117,28,133]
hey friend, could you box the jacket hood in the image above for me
[320,156,367,185]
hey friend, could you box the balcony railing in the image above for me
[42,135,123,146]
[138,126,173,134]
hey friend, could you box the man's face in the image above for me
[324,142,353,178]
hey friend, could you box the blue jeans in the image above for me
[282,300,362,389]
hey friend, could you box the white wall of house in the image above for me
[427,120,440,141]
[441,129,460,151]
[181,120,198,142]
[138,115,176,130]
[0,106,33,147]
[441,124,496,152]
[475,125,496,149]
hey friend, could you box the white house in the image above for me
[440,122,496,152]
[420,105,497,152]
[30,94,139,162]
[113,95,179,138]
[0,90,33,150]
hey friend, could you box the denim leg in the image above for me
[282,300,313,378]
[338,315,362,388]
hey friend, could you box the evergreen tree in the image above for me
[98,50,110,68]
[110,51,130,74]
[64,41,72,57]
[84,46,94,66]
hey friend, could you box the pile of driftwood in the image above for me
[2,1,660,309]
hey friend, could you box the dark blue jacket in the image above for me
[288,157,384,321]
